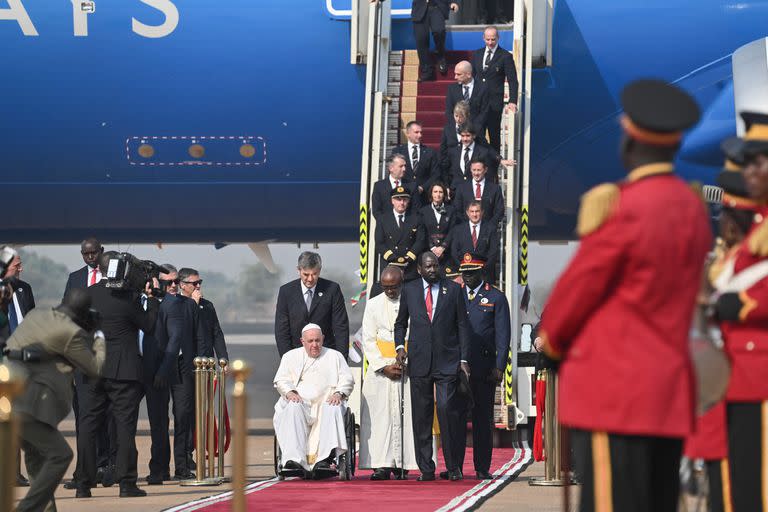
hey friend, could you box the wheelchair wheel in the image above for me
[338,411,356,480]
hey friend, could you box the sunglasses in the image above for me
[161,278,180,285]
[182,280,203,287]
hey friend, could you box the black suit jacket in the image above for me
[274,278,349,359]
[471,46,519,112]
[454,179,505,226]
[447,143,500,189]
[152,293,205,384]
[419,204,458,255]
[394,279,470,377]
[63,266,89,298]
[411,0,453,21]
[450,221,500,275]
[86,280,158,382]
[0,279,35,349]
[375,210,426,281]
[371,178,421,220]
[198,298,228,360]
[445,81,490,137]
[391,144,441,194]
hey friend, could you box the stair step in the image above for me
[413,111,447,129]
[422,127,443,145]
[417,96,447,112]
[418,80,453,96]
[389,51,404,66]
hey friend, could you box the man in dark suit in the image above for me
[447,127,500,195]
[394,251,470,481]
[453,158,505,226]
[1,251,34,487]
[472,27,518,153]
[178,268,229,361]
[457,254,510,479]
[77,252,159,498]
[274,251,350,359]
[375,186,426,281]
[445,61,490,138]
[391,121,440,202]
[62,238,116,490]
[372,154,420,220]
[450,200,500,283]
[411,0,459,82]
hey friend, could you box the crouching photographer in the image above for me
[3,288,105,512]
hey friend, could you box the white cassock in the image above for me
[358,292,418,470]
[273,346,355,470]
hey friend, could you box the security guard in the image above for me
[4,288,105,512]
[539,80,711,512]
[375,186,426,281]
[456,252,510,480]
[713,111,768,512]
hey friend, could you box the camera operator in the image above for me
[75,251,159,498]
[4,288,105,512]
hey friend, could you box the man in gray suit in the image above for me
[4,289,105,512]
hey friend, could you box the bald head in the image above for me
[454,61,473,84]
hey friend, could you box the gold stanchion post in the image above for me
[217,359,229,482]
[206,357,218,482]
[529,369,570,486]
[181,357,220,486]
[0,362,25,512]
[231,359,250,512]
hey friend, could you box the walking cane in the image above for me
[400,358,406,480]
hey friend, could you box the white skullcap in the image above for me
[301,323,323,336]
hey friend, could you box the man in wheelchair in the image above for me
[273,323,355,479]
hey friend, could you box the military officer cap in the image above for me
[722,111,768,160]
[717,169,758,211]
[459,252,486,272]
[620,79,700,147]
[391,186,411,199]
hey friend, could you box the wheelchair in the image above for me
[273,407,357,481]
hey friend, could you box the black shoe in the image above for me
[280,460,305,477]
[370,468,391,481]
[449,469,463,481]
[63,479,78,490]
[173,470,195,480]
[439,470,451,480]
[95,466,105,485]
[417,473,435,481]
[393,469,409,480]
[119,483,147,497]
[15,474,29,487]
[145,474,164,485]
[311,460,336,480]
[75,487,92,498]
[101,465,115,488]
[438,59,448,74]
[476,470,493,480]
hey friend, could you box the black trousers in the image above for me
[462,371,495,473]
[705,459,729,512]
[570,429,682,512]
[144,382,171,477]
[171,359,195,474]
[77,378,143,487]
[17,414,73,512]
[73,372,116,479]
[486,107,503,154]
[413,4,446,77]
[727,401,767,512]
[410,372,464,473]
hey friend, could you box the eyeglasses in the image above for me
[161,278,180,285]
[182,280,203,287]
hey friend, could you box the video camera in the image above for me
[105,252,170,294]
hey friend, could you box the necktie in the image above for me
[463,85,469,101]
[472,224,478,249]
[463,146,470,174]
[484,49,492,70]
[305,289,313,312]
[468,290,476,301]
[411,145,419,172]
[398,214,404,228]
[394,179,400,188]
[89,268,97,286]
[425,284,433,322]
[475,181,482,199]
[8,299,18,334]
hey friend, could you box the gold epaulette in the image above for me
[748,218,768,256]
[576,183,620,237]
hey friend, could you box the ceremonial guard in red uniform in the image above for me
[539,80,711,512]
[712,112,768,512]
[684,149,754,512]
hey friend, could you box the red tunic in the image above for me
[541,165,712,437]
[683,402,728,460]
[721,212,768,402]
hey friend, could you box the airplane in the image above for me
[0,0,766,245]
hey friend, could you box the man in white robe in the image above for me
[273,323,355,477]
[359,267,418,480]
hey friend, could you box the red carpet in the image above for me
[166,445,532,512]
[416,51,472,147]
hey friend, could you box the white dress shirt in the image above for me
[431,203,444,224]
[462,79,475,100]
[483,45,497,69]
[473,178,486,199]
[407,141,420,169]
[393,209,406,227]
[87,267,102,287]
[460,143,475,174]
[389,175,402,188]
